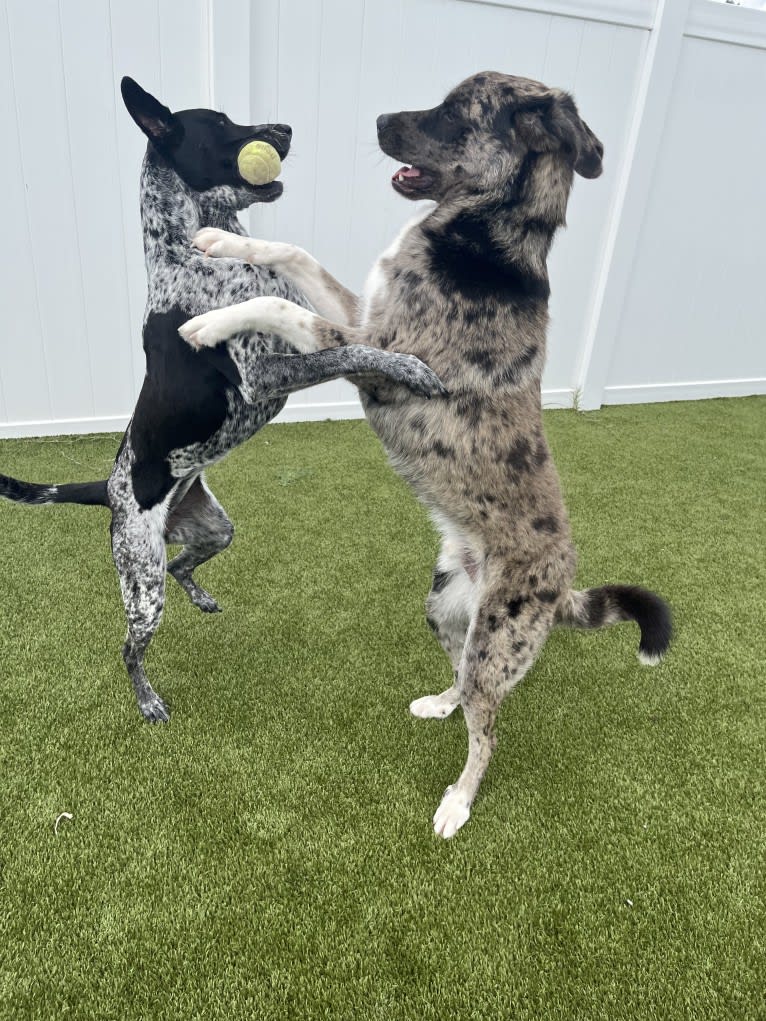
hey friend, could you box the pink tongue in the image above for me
[397,166,422,178]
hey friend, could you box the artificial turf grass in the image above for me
[0,397,763,1020]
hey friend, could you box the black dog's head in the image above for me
[121,77,291,203]
[377,71,603,203]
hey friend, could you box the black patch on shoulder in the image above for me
[507,597,526,618]
[532,515,558,534]
[536,588,559,603]
[425,212,550,304]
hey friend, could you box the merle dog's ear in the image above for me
[121,76,182,149]
[516,93,604,179]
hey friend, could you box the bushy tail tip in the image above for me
[556,584,673,664]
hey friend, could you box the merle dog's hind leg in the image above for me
[111,504,170,722]
[166,475,233,613]
[410,538,479,720]
[432,566,559,838]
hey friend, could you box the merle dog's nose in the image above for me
[377,114,392,134]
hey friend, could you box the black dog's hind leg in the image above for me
[166,475,233,613]
[111,504,170,722]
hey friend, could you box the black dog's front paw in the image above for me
[397,355,449,399]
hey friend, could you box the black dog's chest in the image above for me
[127,309,283,509]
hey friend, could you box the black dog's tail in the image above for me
[0,473,109,507]
[555,584,673,665]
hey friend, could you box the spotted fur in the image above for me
[0,80,445,723]
[183,72,673,837]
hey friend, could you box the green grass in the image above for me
[0,397,764,1020]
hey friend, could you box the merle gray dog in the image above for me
[177,72,673,837]
[0,78,445,723]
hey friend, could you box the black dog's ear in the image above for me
[121,76,182,149]
[516,92,604,179]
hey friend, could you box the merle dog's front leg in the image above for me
[178,297,447,400]
[192,229,357,325]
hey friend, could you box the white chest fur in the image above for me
[359,202,435,327]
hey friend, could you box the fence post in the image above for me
[577,0,693,409]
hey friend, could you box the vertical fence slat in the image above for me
[59,0,137,420]
[0,1,51,426]
[6,0,95,423]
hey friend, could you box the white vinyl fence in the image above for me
[1,0,764,437]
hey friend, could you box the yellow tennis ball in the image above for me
[237,141,281,186]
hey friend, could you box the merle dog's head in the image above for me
[121,77,291,204]
[377,72,603,203]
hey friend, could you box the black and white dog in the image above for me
[0,78,445,722]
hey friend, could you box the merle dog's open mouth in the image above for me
[392,165,436,196]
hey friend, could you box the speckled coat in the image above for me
[182,72,672,838]
[0,81,445,726]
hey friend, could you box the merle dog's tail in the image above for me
[0,473,109,507]
[555,584,673,665]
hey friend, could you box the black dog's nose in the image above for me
[376,113,392,133]
[273,124,292,139]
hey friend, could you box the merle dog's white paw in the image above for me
[192,227,249,261]
[433,786,471,839]
[179,307,246,349]
[410,693,459,719]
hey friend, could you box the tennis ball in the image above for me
[237,141,281,186]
